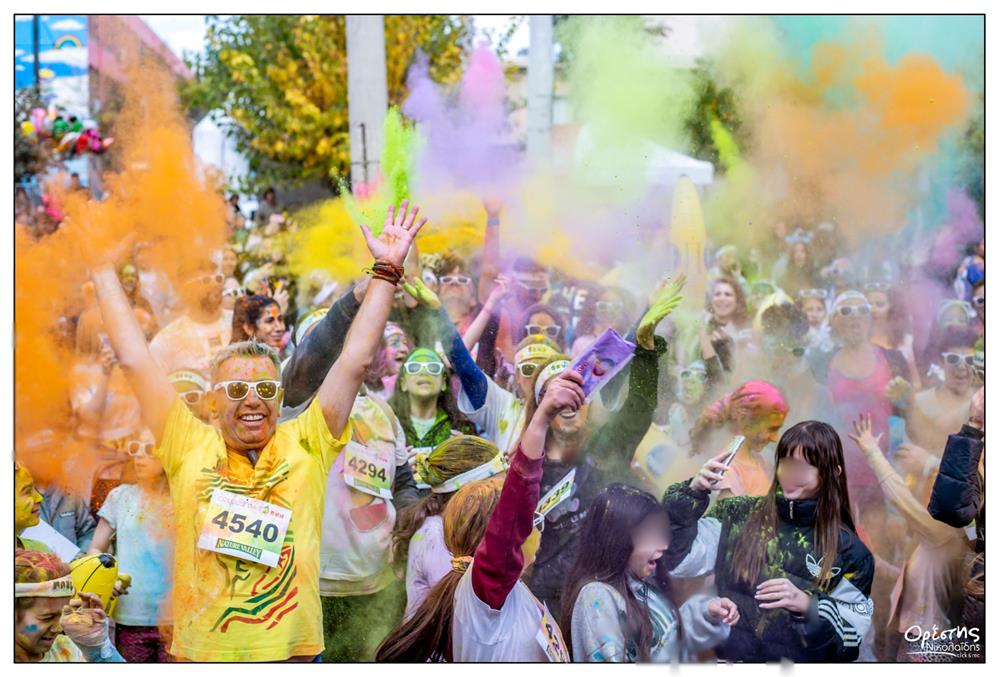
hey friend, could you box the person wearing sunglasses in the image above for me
[388,349,475,450]
[812,290,911,556]
[796,288,835,353]
[433,251,480,332]
[169,369,211,423]
[570,287,635,359]
[87,428,175,662]
[148,259,230,381]
[522,328,673,621]
[377,370,586,662]
[89,200,428,661]
[516,303,566,352]
[886,327,981,472]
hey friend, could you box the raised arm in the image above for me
[91,265,176,441]
[317,202,427,438]
[477,199,503,305]
[463,276,510,350]
[471,370,585,609]
[281,280,366,409]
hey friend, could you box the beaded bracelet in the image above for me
[366,259,404,286]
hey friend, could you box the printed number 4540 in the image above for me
[211,510,279,543]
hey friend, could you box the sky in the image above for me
[141,15,529,63]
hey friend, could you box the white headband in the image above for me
[431,454,507,494]
[831,290,867,313]
[15,575,75,598]
[534,359,570,404]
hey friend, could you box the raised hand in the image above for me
[359,200,429,267]
[848,413,882,453]
[637,274,687,350]
[537,370,586,422]
[401,275,441,310]
[485,274,512,312]
[483,197,503,221]
[885,377,914,408]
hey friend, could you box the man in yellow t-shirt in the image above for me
[89,201,429,661]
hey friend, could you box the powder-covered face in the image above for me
[550,402,589,436]
[942,345,976,395]
[679,367,707,405]
[181,268,224,315]
[777,446,823,501]
[741,410,787,450]
[791,243,808,268]
[131,429,165,484]
[628,512,670,579]
[831,297,872,347]
[801,298,826,328]
[211,356,281,453]
[514,272,549,305]
[401,354,446,400]
[384,329,412,374]
[250,304,285,349]
[15,466,42,533]
[711,281,738,320]
[16,596,65,659]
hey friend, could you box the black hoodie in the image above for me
[661,481,875,663]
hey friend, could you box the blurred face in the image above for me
[211,356,281,452]
[718,251,739,275]
[525,312,560,342]
[829,259,854,287]
[628,512,670,579]
[438,266,475,313]
[941,345,976,395]
[777,447,825,500]
[173,379,210,422]
[248,304,285,349]
[221,249,238,277]
[15,467,43,533]
[514,272,549,305]
[868,291,890,322]
[182,268,224,315]
[596,291,625,326]
[679,366,707,405]
[831,297,872,347]
[801,298,826,328]
[972,283,985,319]
[16,597,65,659]
[384,329,412,374]
[130,433,165,484]
[741,409,786,449]
[400,356,446,400]
[762,335,806,376]
[791,243,808,268]
[711,281,738,321]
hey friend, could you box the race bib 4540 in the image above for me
[197,488,291,567]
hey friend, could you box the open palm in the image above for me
[359,200,428,267]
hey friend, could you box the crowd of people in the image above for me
[14,183,985,664]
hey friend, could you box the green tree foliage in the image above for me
[183,15,470,194]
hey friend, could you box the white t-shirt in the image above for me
[319,395,408,597]
[451,563,556,662]
[404,515,452,618]
[149,311,233,379]
[457,377,525,456]
[410,415,437,441]
[97,484,175,626]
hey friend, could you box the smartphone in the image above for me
[721,435,746,467]
[888,416,906,460]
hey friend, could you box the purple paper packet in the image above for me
[569,327,636,401]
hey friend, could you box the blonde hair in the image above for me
[209,339,281,383]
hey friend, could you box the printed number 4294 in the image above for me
[348,456,388,482]
[211,510,279,543]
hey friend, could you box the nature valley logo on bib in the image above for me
[197,488,291,567]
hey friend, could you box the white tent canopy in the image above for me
[572,124,715,188]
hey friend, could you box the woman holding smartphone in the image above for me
[661,420,875,663]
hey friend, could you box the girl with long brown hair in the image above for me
[661,420,875,662]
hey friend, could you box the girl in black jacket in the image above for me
[662,420,875,662]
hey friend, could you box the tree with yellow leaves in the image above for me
[184,15,469,194]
